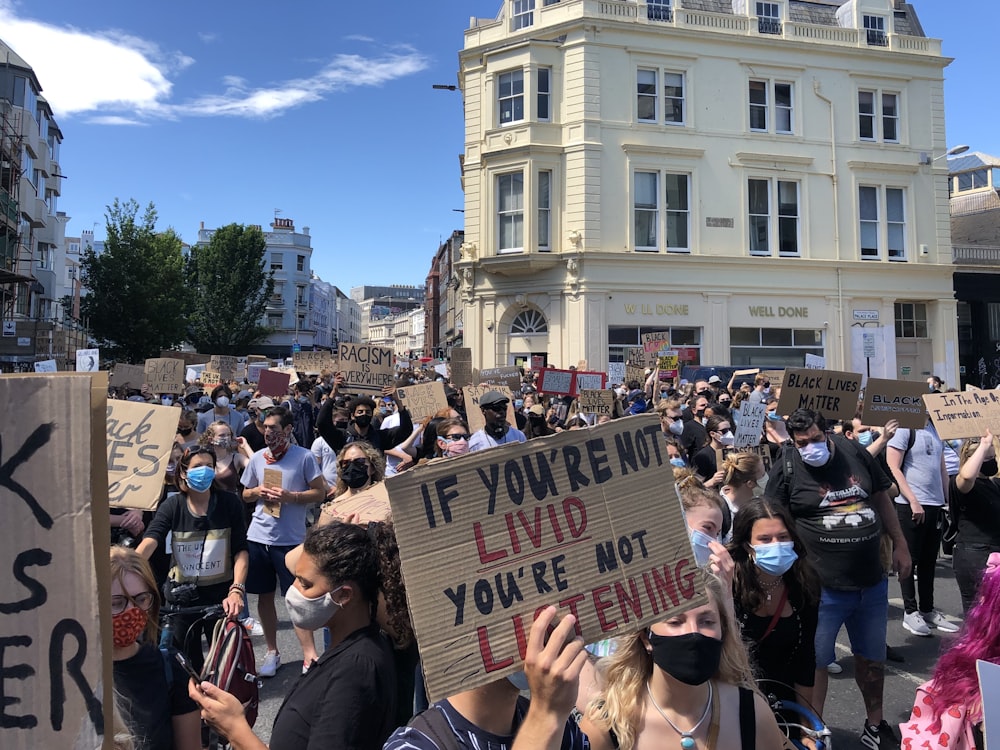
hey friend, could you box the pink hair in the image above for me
[927,563,1000,730]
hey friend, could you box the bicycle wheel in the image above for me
[757,679,832,750]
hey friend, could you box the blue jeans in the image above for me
[814,577,888,665]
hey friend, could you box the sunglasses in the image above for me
[339,457,370,470]
[482,403,509,413]
[442,434,470,442]
[183,445,217,459]
[111,591,155,615]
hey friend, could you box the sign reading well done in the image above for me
[384,415,704,701]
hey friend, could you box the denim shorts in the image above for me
[245,540,297,596]
[814,577,888,665]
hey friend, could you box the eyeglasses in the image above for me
[111,591,155,615]
[482,403,509,413]
[661,414,683,422]
[442,434,470,442]
[339,457,370,470]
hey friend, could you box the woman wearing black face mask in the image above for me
[951,430,1000,612]
[317,442,386,526]
[581,573,786,750]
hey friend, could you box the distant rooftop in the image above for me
[949,152,1000,174]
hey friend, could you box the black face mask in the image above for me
[647,632,722,685]
[178,427,193,437]
[981,459,998,477]
[341,462,370,489]
[353,414,372,428]
[529,415,546,428]
[333,421,349,429]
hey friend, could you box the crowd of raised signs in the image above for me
[105,363,1000,750]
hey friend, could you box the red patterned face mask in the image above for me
[112,606,147,648]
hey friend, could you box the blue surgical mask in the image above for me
[507,670,530,691]
[752,541,798,577]
[514,399,524,409]
[857,431,874,447]
[185,466,215,492]
[688,528,716,567]
[766,410,783,422]
[669,457,686,468]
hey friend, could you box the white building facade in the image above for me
[457,0,957,383]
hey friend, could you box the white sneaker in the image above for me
[903,610,932,637]
[259,650,280,678]
[241,617,264,637]
[826,661,843,674]
[922,610,959,633]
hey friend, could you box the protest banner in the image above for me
[478,366,522,391]
[608,362,625,385]
[322,482,391,523]
[656,353,679,380]
[109,363,146,389]
[804,354,826,370]
[76,347,100,372]
[577,389,615,417]
[463,385,518,434]
[33,359,58,373]
[384,415,705,701]
[625,364,646,387]
[4,373,112,749]
[200,370,222,389]
[106,400,179,510]
[159,350,211,367]
[573,371,608,394]
[450,348,474,387]
[537,368,574,396]
[397,382,449,423]
[860,378,929,430]
[257,369,291,398]
[143,357,185,394]
[775,368,861,420]
[338,342,394,393]
[923,390,1000,440]
[530,354,545,370]
[247,362,268,383]
[294,350,336,374]
[641,332,670,367]
[209,355,237,380]
[734,400,767,449]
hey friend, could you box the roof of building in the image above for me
[952,208,1000,246]
[949,152,1000,174]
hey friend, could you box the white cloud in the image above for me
[0,4,429,122]
[344,34,375,43]
[197,31,219,44]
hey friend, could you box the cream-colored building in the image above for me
[456,0,957,383]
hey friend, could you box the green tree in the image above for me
[185,223,275,354]
[75,199,189,362]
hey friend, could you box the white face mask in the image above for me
[717,430,735,447]
[284,584,343,631]
[799,440,831,467]
[215,396,230,408]
[668,420,685,436]
[161,396,173,406]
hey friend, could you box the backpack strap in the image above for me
[738,686,756,750]
[407,705,463,750]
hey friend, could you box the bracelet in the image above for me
[229,582,246,594]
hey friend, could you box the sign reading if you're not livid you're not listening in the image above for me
[383,414,705,702]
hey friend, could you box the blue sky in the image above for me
[2,1,995,291]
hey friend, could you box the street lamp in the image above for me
[919,144,969,166]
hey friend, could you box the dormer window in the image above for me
[756,2,781,35]
[648,0,673,22]
[863,15,888,46]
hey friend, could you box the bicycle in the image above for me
[757,679,833,750]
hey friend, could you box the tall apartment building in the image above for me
[350,284,426,342]
[456,0,956,382]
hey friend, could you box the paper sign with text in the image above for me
[577,389,615,416]
[397,382,449,423]
[804,354,826,370]
[463,385,518,434]
[323,482,391,523]
[200,370,222,389]
[924,390,1000,440]
[537,368,574,396]
[776,368,862,420]
[33,359,58,373]
[734,401,767,449]
[294,350,336,373]
[478,366,522,391]
[861,379,929,430]
[109,363,146,389]
[107,400,179,510]
[384,415,705,702]
[257,369,291,398]
[5,374,111,749]
[76,348,100,372]
[573,371,608,394]
[338,343,394,393]
[607,362,625,385]
[209,355,237,380]
[625,347,645,367]
[625,365,646,387]
[247,363,268,383]
[143,357,185,394]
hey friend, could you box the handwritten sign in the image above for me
[143,357,185,394]
[478,366,522,391]
[775,368,861,420]
[734,400,766,449]
[262,468,283,518]
[625,365,646,387]
[324,482,391,523]
[294,350,336,373]
[384,415,705,701]
[577,389,615,416]
[4,373,112,749]
[804,354,826,370]
[573,371,608,394]
[656,353,679,379]
[923,391,1000,440]
[450,348,474,388]
[537,368,574,396]
[860,378,929,430]
[397,382,449,423]
[109,364,145,389]
[338,342,394,393]
[33,359,58,373]
[76,348,100,372]
[641,332,670,367]
[257,369,291,399]
[463,385,517,434]
[209,355,237,380]
[106,400,179,510]
[625,347,645,367]
[247,363,268,383]
[200,370,223,389]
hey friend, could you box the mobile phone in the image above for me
[174,651,202,684]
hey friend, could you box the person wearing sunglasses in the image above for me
[468,390,526,453]
[318,442,386,522]
[111,547,200,750]
[434,418,472,458]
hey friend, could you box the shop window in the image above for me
[894,302,927,338]
[607,326,701,364]
[511,309,548,334]
[730,327,824,366]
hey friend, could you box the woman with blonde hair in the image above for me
[719,452,766,540]
[581,572,786,750]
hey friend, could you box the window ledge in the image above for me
[733,152,813,167]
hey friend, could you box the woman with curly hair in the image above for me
[899,553,1000,749]
[728,497,820,709]
[580,572,786,750]
[316,441,386,525]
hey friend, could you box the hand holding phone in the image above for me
[175,651,202,685]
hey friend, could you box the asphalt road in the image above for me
[244,556,965,748]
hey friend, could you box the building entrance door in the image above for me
[895,338,933,382]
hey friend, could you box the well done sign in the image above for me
[385,415,704,701]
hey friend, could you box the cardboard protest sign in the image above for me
[33,359,58,373]
[625,364,646,387]
[641,332,670,367]
[262,468,283,518]
[625,347,645,367]
[200,370,223,389]
[106,400,179,510]
[247,362,268,383]
[734,400,767,449]
[577,389,615,417]
[761,369,785,388]
[109,363,145,388]
[338,342,394,393]
[573,371,607,394]
[384,415,706,701]
[608,362,625,385]
[4,373,112,749]
[209,355,237,380]
[257,368,291,399]
[449,348,474,387]
[775,368,861,420]
[294,350,336,374]
[323,482,391,523]
[860,378,929,430]
[143,357,185,394]
[397,382,449,423]
[76,347,100,372]
[463,385,517,434]
[537,368,574,396]
[478,366,522,391]
[923,390,1000,440]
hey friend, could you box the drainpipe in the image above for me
[813,79,845,367]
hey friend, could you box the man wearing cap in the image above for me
[240,396,275,453]
[469,390,527,452]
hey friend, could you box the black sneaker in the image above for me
[861,720,899,749]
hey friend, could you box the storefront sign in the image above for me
[748,306,810,319]
[861,378,929,430]
[853,310,880,321]
[776,368,862,420]
[623,304,690,316]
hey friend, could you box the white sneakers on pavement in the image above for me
[259,650,281,678]
[921,609,959,633]
[902,611,932,637]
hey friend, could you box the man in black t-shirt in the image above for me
[766,408,911,750]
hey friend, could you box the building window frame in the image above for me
[296,254,305,272]
[636,67,685,126]
[536,67,551,122]
[894,302,927,338]
[756,2,782,35]
[859,185,907,261]
[730,327,824,367]
[497,171,525,254]
[749,79,793,134]
[859,89,900,143]
[632,169,691,253]
[498,69,525,127]
[747,177,800,257]
[512,0,535,30]
[863,14,888,46]
[270,252,283,271]
[538,170,552,251]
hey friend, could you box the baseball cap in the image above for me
[249,396,275,410]
[708,375,722,384]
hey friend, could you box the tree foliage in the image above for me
[185,223,275,354]
[76,199,189,362]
